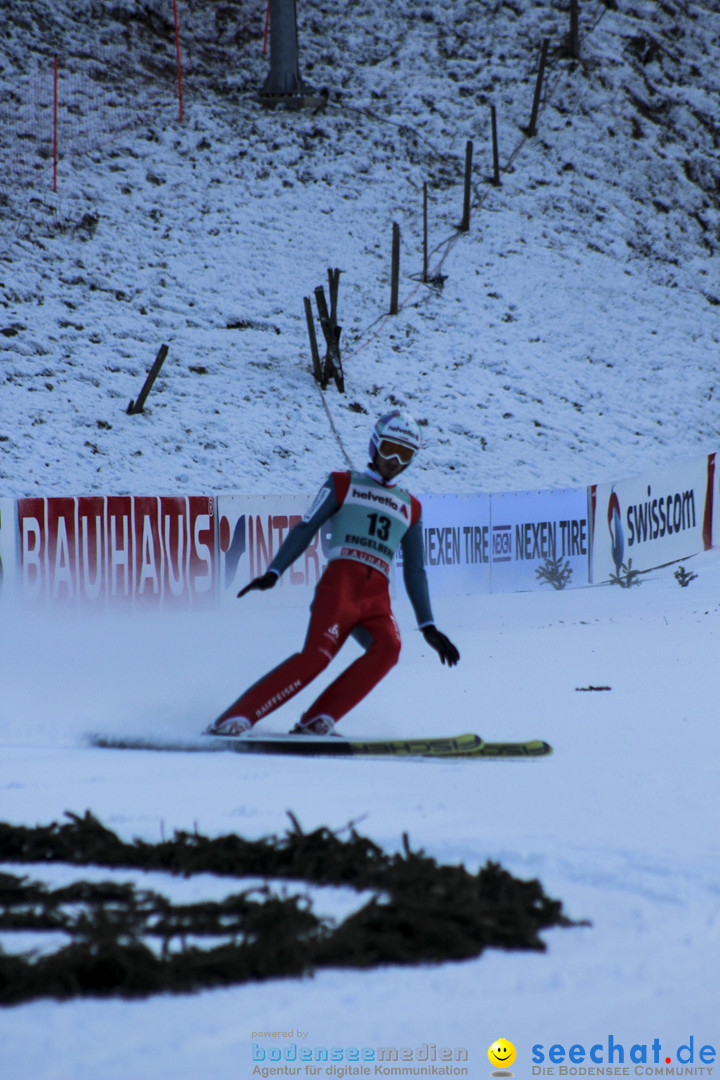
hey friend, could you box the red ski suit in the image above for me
[217,469,434,729]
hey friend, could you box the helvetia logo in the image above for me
[351,487,401,512]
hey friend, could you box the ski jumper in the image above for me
[217,468,434,728]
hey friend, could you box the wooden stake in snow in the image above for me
[304,295,322,384]
[459,140,473,232]
[422,183,429,284]
[390,223,400,315]
[305,271,344,391]
[127,344,170,414]
[524,38,550,137]
[314,277,344,393]
[491,105,501,187]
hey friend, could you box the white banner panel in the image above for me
[589,454,713,583]
[216,493,324,606]
[489,488,590,592]
[401,492,491,596]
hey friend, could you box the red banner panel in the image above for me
[16,496,216,607]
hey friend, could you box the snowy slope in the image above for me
[1,0,720,1077]
[1,0,719,496]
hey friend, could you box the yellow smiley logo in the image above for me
[488,1039,517,1070]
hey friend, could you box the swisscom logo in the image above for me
[606,483,698,575]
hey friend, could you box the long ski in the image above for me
[88,732,552,759]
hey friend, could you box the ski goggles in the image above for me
[377,439,416,465]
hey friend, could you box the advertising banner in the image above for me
[589,454,714,583]
[4,451,716,608]
[402,492,491,596]
[216,493,326,606]
[217,491,493,607]
[489,487,590,592]
[15,495,216,606]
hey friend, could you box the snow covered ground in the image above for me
[2,0,720,1076]
[2,558,720,1078]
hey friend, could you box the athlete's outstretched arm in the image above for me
[400,518,434,626]
[401,519,460,666]
[237,474,341,597]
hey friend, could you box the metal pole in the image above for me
[261,0,305,96]
[570,0,580,60]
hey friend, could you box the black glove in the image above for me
[422,626,460,666]
[237,571,278,598]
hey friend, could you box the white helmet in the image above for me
[369,409,423,463]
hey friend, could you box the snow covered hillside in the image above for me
[1,0,719,496]
[1,1,720,1078]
